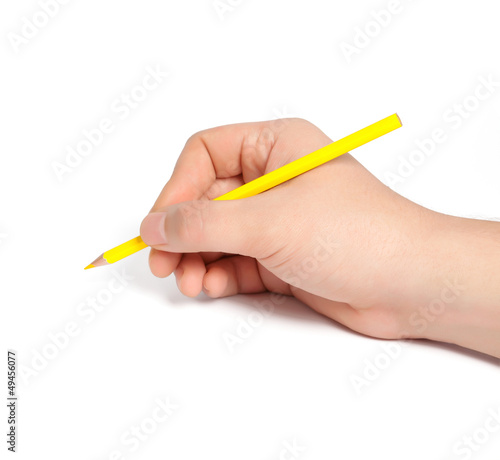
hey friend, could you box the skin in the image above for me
[140,118,500,359]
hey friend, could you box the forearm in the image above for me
[413,213,500,358]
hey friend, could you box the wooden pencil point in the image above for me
[84,254,109,270]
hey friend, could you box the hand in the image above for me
[140,119,500,358]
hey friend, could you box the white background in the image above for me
[1,0,500,459]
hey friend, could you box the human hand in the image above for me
[140,119,500,357]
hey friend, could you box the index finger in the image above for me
[151,120,274,211]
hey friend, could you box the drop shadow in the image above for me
[403,337,500,367]
[129,264,500,366]
[130,263,359,333]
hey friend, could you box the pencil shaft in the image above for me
[103,236,148,264]
[215,114,401,201]
[86,113,402,267]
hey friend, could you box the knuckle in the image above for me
[175,202,206,244]
[184,129,208,147]
[289,117,314,127]
[267,117,316,136]
[221,158,240,177]
[257,127,275,146]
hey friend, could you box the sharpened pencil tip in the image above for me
[84,254,108,270]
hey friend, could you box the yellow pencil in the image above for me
[85,113,402,269]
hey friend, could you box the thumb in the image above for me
[140,198,276,258]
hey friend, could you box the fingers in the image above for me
[141,197,278,259]
[148,249,181,278]
[151,121,275,211]
[203,256,267,298]
[146,121,277,277]
[172,254,269,298]
[147,122,270,275]
[148,249,223,278]
[144,118,329,290]
[174,253,207,297]
[172,253,294,299]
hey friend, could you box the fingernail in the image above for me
[141,212,167,246]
